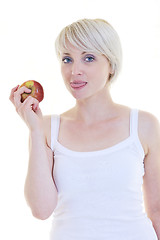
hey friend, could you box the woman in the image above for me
[10,18,160,239]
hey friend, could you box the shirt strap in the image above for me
[130,108,139,137]
[51,114,60,152]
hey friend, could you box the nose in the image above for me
[71,61,83,76]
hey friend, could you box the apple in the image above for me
[19,80,44,103]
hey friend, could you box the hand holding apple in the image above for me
[19,80,44,103]
[9,81,44,131]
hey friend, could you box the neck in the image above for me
[73,88,118,124]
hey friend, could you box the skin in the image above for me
[9,42,160,237]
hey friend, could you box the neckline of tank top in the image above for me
[54,133,145,158]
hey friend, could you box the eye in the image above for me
[62,56,72,63]
[84,55,95,62]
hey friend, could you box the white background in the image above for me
[0,0,160,239]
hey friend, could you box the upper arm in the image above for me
[140,111,160,218]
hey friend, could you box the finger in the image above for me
[15,86,32,97]
[35,107,43,118]
[24,97,42,118]
[9,85,19,104]
[14,87,31,109]
[15,95,36,116]
[32,99,40,112]
[22,95,39,111]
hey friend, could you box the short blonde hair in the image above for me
[55,18,122,83]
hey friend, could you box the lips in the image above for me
[70,81,88,89]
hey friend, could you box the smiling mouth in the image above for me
[70,81,88,89]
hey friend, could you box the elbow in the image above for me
[31,199,58,220]
[25,195,58,220]
[32,208,54,220]
[24,185,58,220]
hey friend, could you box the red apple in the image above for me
[19,80,44,103]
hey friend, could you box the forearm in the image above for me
[24,130,58,220]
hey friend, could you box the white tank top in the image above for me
[50,109,157,240]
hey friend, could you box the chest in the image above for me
[58,118,130,152]
[54,146,144,196]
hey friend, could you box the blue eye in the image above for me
[62,57,72,63]
[84,55,95,62]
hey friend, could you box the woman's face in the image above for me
[60,42,112,100]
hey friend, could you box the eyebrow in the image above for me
[62,51,87,56]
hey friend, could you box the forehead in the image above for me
[63,41,81,53]
[61,41,98,57]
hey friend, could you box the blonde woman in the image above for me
[10,18,160,239]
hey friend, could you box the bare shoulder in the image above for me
[139,110,160,135]
[138,110,160,154]
[42,115,51,148]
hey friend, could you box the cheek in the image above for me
[101,66,111,79]
[61,67,70,80]
[90,67,108,82]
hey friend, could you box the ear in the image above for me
[108,63,115,82]
[110,62,115,75]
